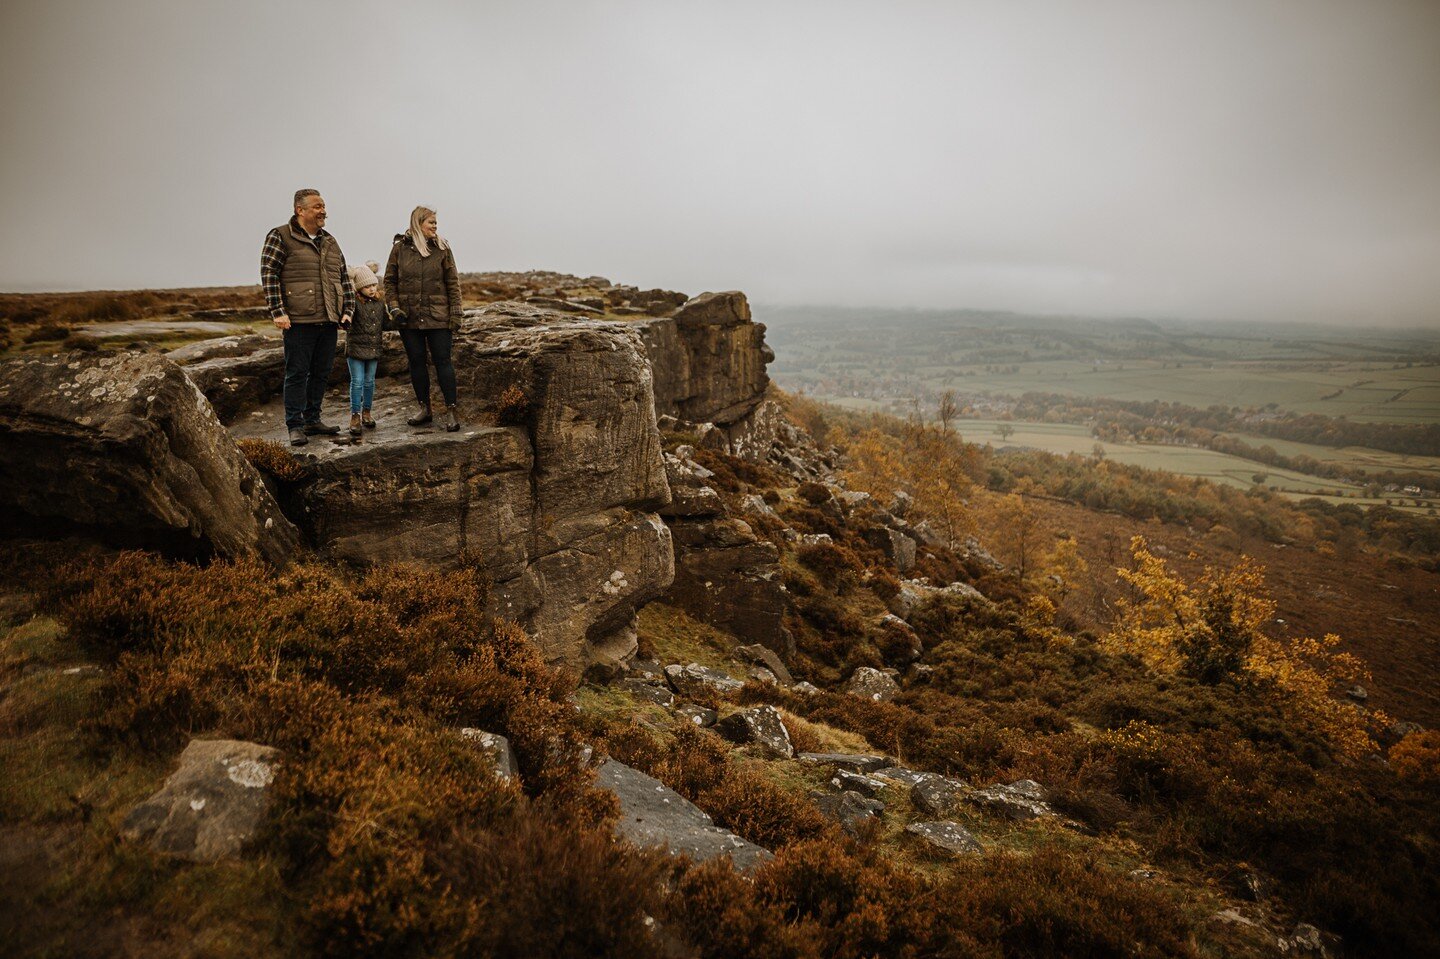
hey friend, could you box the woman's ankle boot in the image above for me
[407,404,433,426]
[349,413,362,437]
[445,405,461,432]
[361,409,376,429]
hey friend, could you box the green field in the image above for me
[908,361,1440,425]
[817,410,1439,514]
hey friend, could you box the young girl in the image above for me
[344,263,386,436]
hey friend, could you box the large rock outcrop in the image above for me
[0,351,297,565]
[639,291,772,431]
[227,306,675,667]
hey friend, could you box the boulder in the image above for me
[798,753,891,774]
[810,790,884,835]
[905,821,982,856]
[715,705,794,758]
[664,662,744,697]
[121,739,279,862]
[893,579,987,619]
[732,643,794,685]
[459,728,520,781]
[658,452,724,518]
[665,516,794,658]
[674,291,752,327]
[968,779,1055,821]
[596,759,772,871]
[791,681,821,696]
[866,525,916,573]
[674,704,718,727]
[845,666,901,703]
[620,679,676,708]
[0,351,298,565]
[831,770,889,799]
[911,775,969,817]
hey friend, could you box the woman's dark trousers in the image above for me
[282,323,338,429]
[399,328,458,407]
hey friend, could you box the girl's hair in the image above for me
[407,205,449,257]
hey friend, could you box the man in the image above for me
[260,189,355,446]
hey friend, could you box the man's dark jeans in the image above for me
[282,323,338,429]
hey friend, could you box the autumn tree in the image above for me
[995,490,1041,585]
[937,390,958,434]
[1106,537,1381,758]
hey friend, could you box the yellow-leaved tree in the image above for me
[1106,536,1381,758]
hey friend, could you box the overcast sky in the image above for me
[2,0,1437,325]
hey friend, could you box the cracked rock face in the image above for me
[121,739,280,862]
[0,351,298,565]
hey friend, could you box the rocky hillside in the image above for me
[0,274,1436,958]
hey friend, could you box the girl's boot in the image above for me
[407,404,432,426]
[445,405,461,433]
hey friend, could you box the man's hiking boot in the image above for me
[407,404,433,427]
[361,409,376,429]
[288,427,308,447]
[303,420,341,436]
[445,405,461,433]
[349,414,362,437]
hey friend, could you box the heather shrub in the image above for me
[237,437,312,482]
[23,321,71,343]
[495,382,529,425]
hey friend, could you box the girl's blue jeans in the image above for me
[347,358,378,414]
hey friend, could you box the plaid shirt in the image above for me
[260,219,356,321]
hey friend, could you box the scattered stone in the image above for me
[905,821,982,856]
[837,490,873,509]
[1344,684,1368,703]
[798,753,891,774]
[1129,868,1159,881]
[893,579,987,619]
[459,728,520,781]
[122,739,279,862]
[1238,870,1266,902]
[747,665,779,686]
[906,663,934,683]
[911,775,970,817]
[866,525,916,573]
[873,766,933,787]
[969,779,1055,820]
[1210,909,1261,930]
[810,789,885,835]
[1280,922,1338,957]
[732,643,794,685]
[664,662,744,697]
[715,705,794,758]
[844,666,900,703]
[621,678,676,708]
[798,533,833,547]
[625,657,666,683]
[832,770,889,798]
[60,663,106,678]
[675,703,718,727]
[739,493,777,518]
[889,490,913,517]
[791,681,821,696]
[596,759,772,871]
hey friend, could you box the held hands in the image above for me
[340,314,353,329]
[273,314,291,330]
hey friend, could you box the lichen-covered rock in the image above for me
[596,759,772,871]
[0,351,297,565]
[832,770,889,799]
[675,703,718,727]
[459,728,520,781]
[811,789,885,835]
[621,678,676,708]
[715,704,794,758]
[866,525,917,573]
[911,775,970,817]
[845,666,901,703]
[968,779,1055,820]
[893,579,988,619]
[905,821,983,856]
[121,739,279,862]
[798,753,892,774]
[664,662,744,697]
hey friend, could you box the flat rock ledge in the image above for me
[906,821,983,856]
[596,759,772,872]
[122,739,279,862]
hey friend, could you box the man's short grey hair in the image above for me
[293,188,321,211]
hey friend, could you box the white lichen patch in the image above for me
[225,758,275,789]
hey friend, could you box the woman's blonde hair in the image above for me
[407,205,448,257]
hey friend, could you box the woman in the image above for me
[385,206,462,431]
